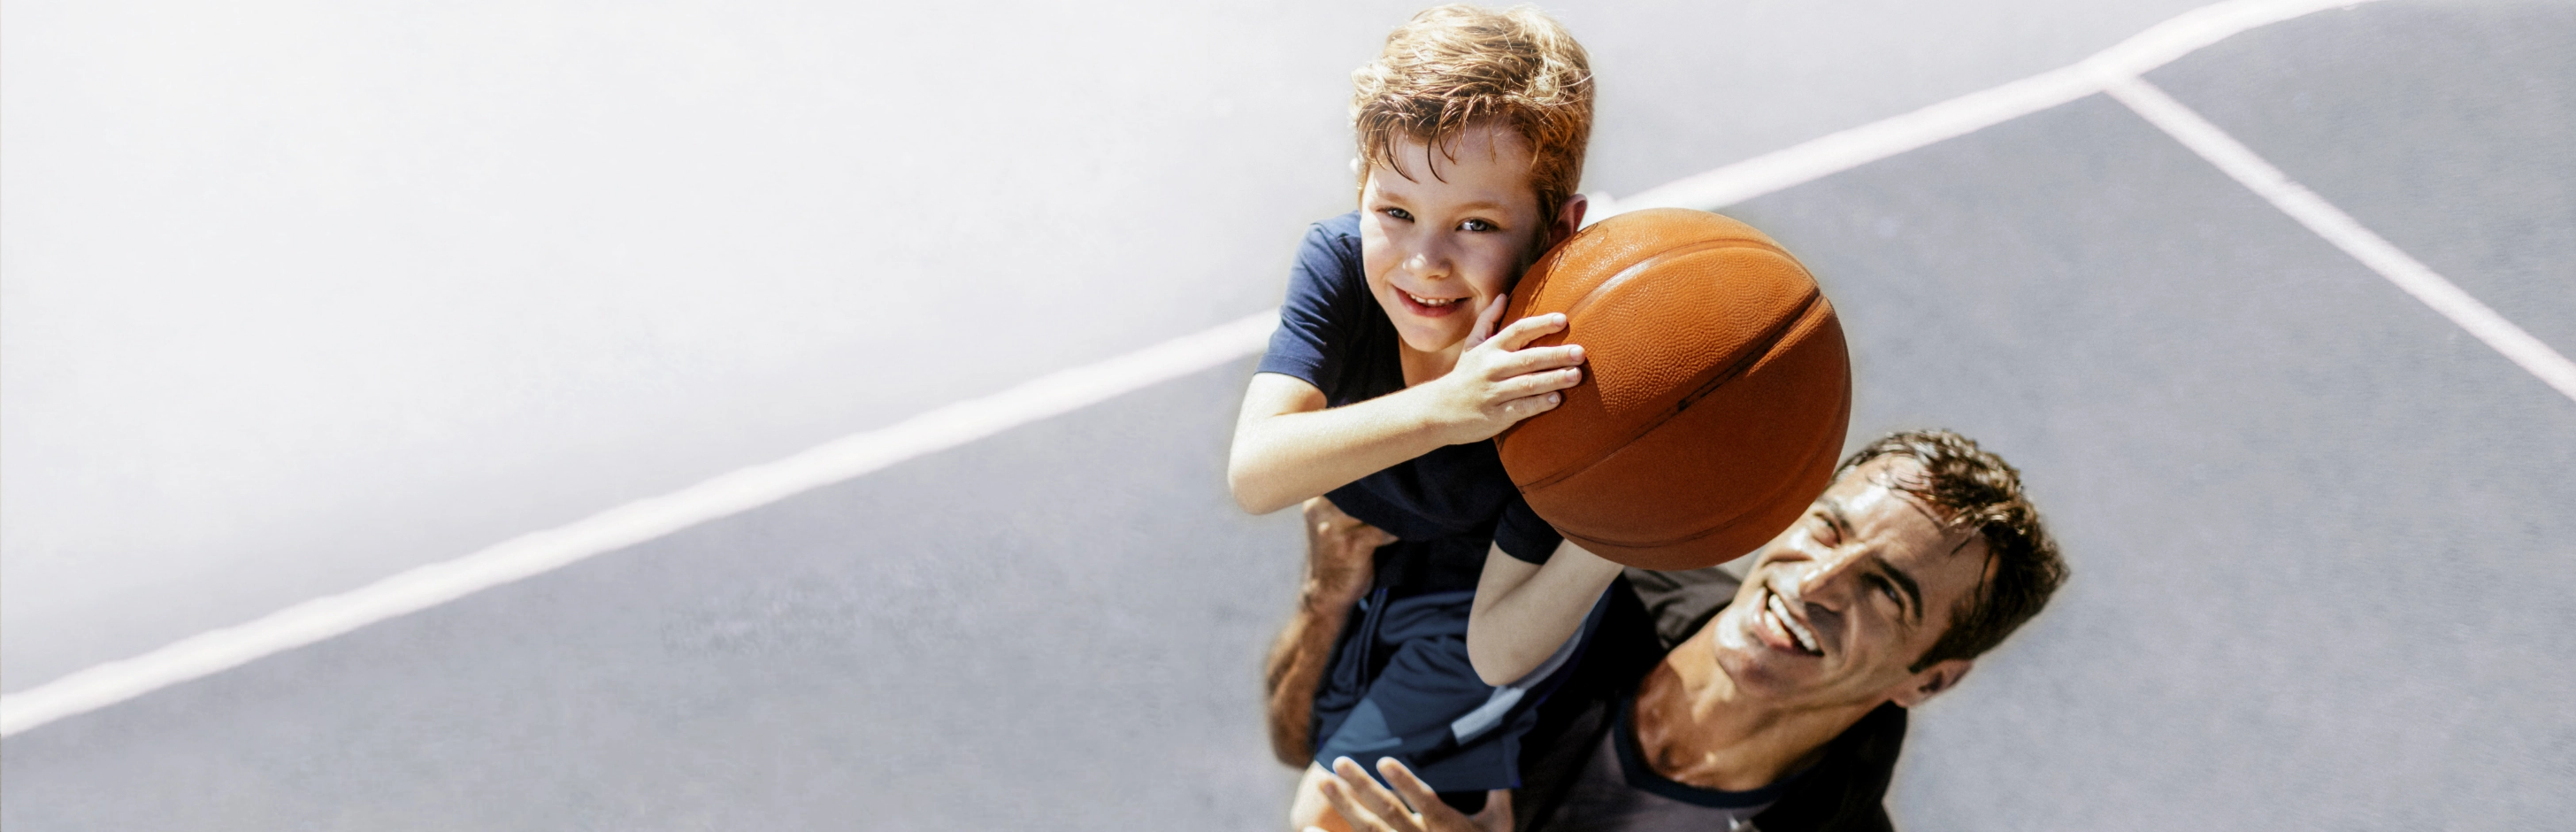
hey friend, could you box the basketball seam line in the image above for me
[1560,237,1794,324]
[1514,290,1828,494]
[1557,405,1848,554]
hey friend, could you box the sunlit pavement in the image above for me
[4,2,2571,829]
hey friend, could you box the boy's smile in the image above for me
[1357,122,1558,366]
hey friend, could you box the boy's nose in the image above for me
[1405,248,1452,281]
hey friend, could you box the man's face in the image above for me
[1704,456,1991,708]
[1357,123,1552,355]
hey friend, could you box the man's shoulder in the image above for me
[1624,566,1744,651]
[1751,704,1906,832]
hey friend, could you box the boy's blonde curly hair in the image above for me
[1352,4,1594,226]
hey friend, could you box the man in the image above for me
[1265,429,2068,831]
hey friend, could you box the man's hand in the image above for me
[1301,497,1396,607]
[1309,756,1511,832]
[1422,300,1585,446]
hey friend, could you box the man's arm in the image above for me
[1266,497,1395,767]
[1465,541,1625,685]
[1228,307,1583,515]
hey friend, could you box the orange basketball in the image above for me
[1499,208,1852,571]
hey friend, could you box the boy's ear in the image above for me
[1547,194,1588,249]
[1889,659,1973,708]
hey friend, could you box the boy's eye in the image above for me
[1383,207,1414,222]
[1459,219,1497,232]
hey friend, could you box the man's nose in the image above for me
[1789,550,1867,608]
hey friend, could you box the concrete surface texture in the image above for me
[2,0,2212,689]
[5,0,2572,829]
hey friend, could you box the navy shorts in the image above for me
[1310,587,1610,794]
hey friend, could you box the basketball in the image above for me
[1498,208,1852,571]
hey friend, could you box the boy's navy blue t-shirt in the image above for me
[1257,212,1563,586]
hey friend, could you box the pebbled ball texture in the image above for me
[1499,208,1852,571]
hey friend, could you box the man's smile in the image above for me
[1759,584,1824,657]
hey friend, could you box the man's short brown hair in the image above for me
[1837,430,2070,672]
[1351,4,1593,228]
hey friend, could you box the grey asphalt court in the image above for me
[6,1,2574,830]
[0,0,2220,695]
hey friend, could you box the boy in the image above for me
[1229,4,1632,825]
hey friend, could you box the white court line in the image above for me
[2104,78,2576,404]
[1600,0,2385,218]
[0,312,1282,736]
[0,0,2404,737]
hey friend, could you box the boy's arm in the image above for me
[1229,305,1584,515]
[1466,540,1625,685]
[1265,497,1395,767]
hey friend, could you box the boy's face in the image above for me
[1358,123,1556,355]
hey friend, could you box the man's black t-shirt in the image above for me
[1257,212,1565,593]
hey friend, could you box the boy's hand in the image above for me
[1302,497,1394,609]
[1426,295,1585,445]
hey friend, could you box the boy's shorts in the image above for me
[1310,586,1611,794]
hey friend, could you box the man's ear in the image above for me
[1548,194,1589,248]
[1889,659,1973,708]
